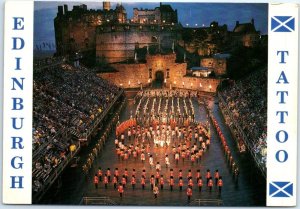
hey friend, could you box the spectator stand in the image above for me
[216,68,267,178]
[218,93,266,178]
[74,89,125,142]
[32,59,124,203]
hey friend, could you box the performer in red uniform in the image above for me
[112,175,118,189]
[131,175,136,190]
[208,177,213,192]
[178,169,183,180]
[150,175,155,190]
[170,168,174,178]
[122,175,127,188]
[106,168,111,182]
[103,174,108,189]
[186,186,192,201]
[141,176,146,190]
[118,183,124,198]
[97,167,102,182]
[178,177,184,191]
[188,177,193,189]
[114,168,119,181]
[218,176,223,193]
[93,174,99,189]
[206,169,211,185]
[124,168,129,181]
[197,176,203,192]
[187,169,192,180]
[214,169,220,185]
[196,169,201,182]
[160,175,164,190]
[169,176,174,191]
[155,171,160,184]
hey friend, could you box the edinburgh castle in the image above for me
[54,2,265,92]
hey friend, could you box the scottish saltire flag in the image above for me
[271,16,295,32]
[269,182,293,197]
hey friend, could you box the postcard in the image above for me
[2,0,299,206]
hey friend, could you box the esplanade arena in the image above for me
[32,2,267,206]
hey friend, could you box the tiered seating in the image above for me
[219,68,267,169]
[32,63,121,193]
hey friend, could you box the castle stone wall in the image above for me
[98,54,220,92]
[96,25,179,63]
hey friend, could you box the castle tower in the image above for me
[103,1,111,11]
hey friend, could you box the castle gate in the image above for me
[153,70,164,88]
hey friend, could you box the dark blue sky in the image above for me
[34,1,268,47]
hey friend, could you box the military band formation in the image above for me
[89,89,239,202]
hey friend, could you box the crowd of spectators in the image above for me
[32,62,121,194]
[219,68,267,170]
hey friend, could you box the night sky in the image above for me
[34,1,268,49]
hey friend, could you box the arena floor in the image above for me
[40,91,266,206]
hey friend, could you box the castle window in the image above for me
[149,69,152,79]
[167,69,170,78]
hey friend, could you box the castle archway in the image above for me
[153,70,164,88]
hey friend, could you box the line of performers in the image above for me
[134,90,197,127]
[93,167,224,200]
[136,89,199,99]
[211,116,239,178]
[135,100,195,126]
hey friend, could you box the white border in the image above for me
[2,0,33,204]
[1,0,299,207]
[267,3,298,206]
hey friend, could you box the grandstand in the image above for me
[218,68,267,176]
[32,58,124,202]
